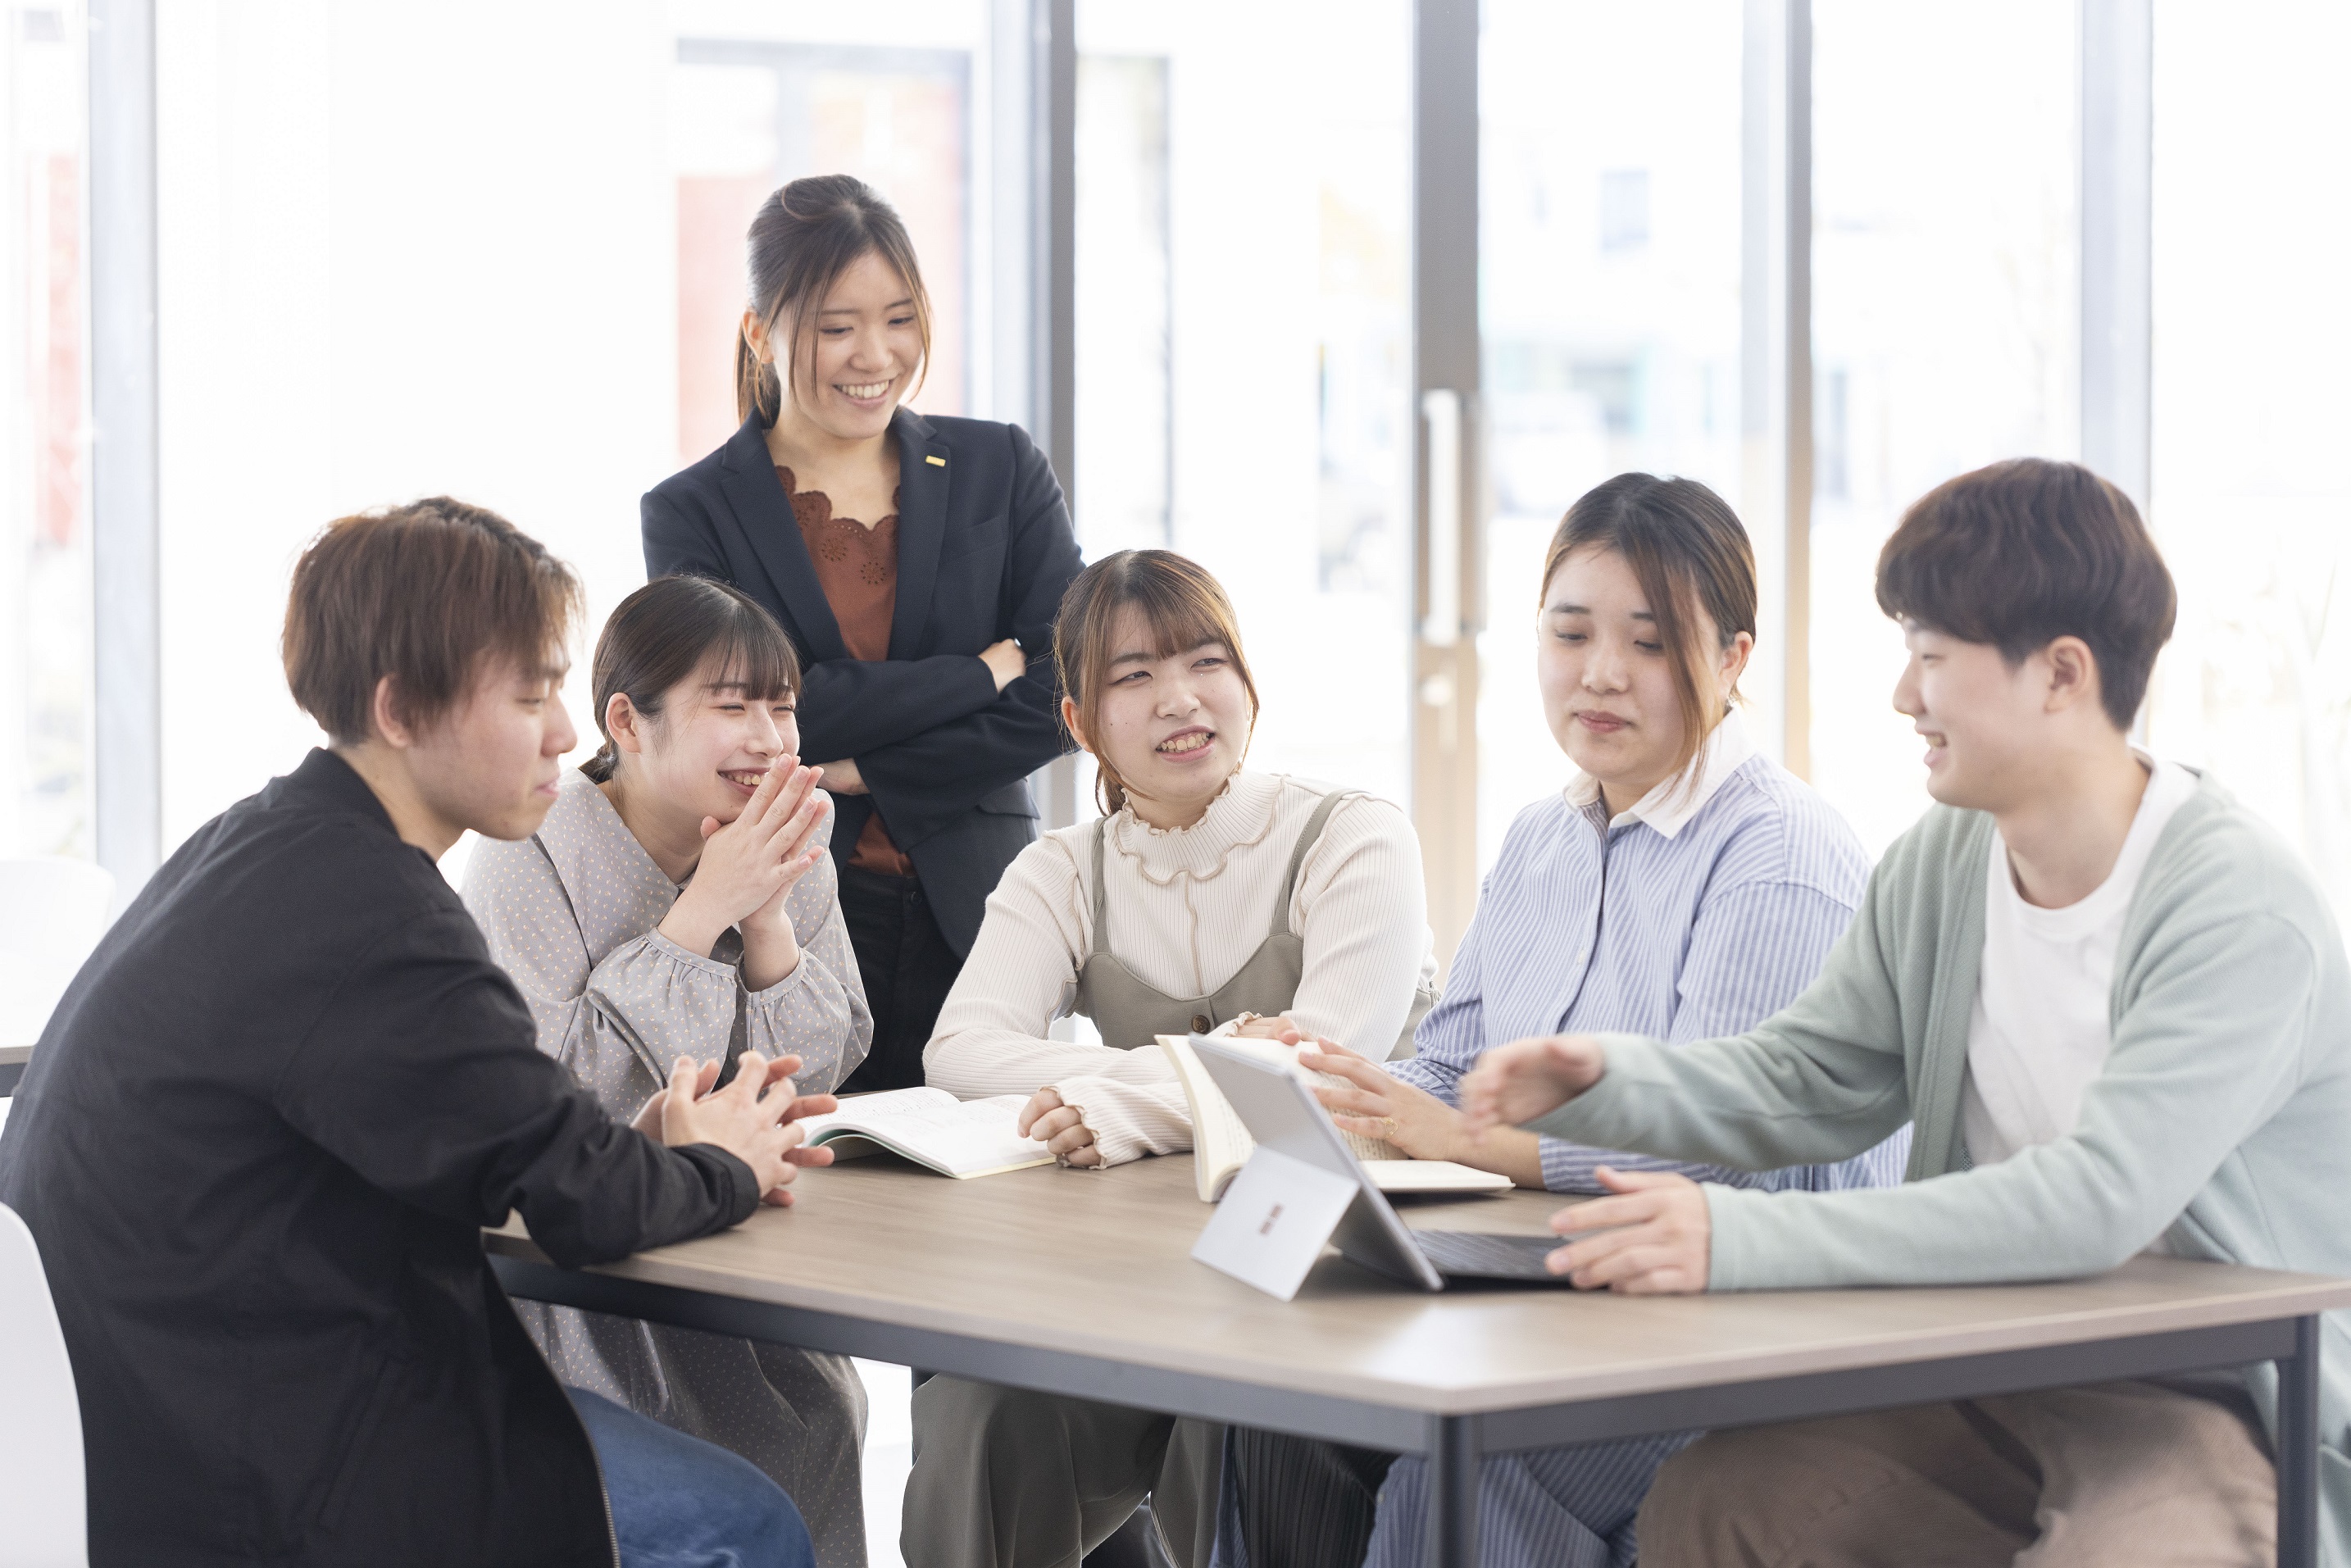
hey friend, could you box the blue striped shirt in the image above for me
[1393,720,1910,1193]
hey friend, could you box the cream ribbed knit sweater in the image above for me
[923,770,1439,1166]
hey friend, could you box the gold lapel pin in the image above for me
[925,454,947,467]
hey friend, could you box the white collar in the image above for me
[1562,707,1757,839]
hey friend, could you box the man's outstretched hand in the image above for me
[1458,1034,1608,1132]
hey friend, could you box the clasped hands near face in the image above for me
[633,1051,838,1207]
[657,756,830,991]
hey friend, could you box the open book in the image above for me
[1156,1034,1514,1202]
[794,1088,1056,1180]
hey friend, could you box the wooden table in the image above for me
[0,1043,30,1098]
[487,1152,2350,1566]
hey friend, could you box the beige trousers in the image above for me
[1636,1379,2276,1567]
[902,1375,1223,1568]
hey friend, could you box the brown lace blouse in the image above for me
[781,465,916,876]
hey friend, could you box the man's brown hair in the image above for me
[283,497,583,745]
[1876,458,2176,730]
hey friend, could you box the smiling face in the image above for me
[608,656,801,828]
[403,651,578,843]
[1892,622,2072,813]
[1537,544,1748,807]
[1066,604,1254,829]
[748,248,925,444]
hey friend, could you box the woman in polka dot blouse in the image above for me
[466,575,875,1568]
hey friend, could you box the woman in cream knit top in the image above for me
[925,767,1438,1165]
[905,549,1440,1568]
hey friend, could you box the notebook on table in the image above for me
[793,1088,1056,1179]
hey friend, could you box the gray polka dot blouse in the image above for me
[464,769,875,1568]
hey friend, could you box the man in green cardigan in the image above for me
[1464,457,2350,1566]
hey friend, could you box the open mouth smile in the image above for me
[1156,729,1214,757]
[836,379,894,402]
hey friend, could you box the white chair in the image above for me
[0,859,115,1051]
[0,1203,86,1566]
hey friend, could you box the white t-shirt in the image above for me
[1961,756,2200,1169]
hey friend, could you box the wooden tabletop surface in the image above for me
[484,1149,2351,1416]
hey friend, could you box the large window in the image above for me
[86,0,2351,932]
[2144,1,2351,925]
[2,2,91,861]
[672,35,987,463]
[152,1,994,862]
[1476,0,1744,865]
[1074,0,1412,808]
[1807,0,2079,857]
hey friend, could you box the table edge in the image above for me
[482,1230,2351,1416]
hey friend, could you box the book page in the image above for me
[1157,1033,1403,1200]
[1203,1034,1405,1165]
[1360,1160,1513,1194]
[1156,1035,1256,1200]
[798,1089,1054,1179]
[794,1087,954,1157]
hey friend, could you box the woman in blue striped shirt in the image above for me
[1232,473,1908,1568]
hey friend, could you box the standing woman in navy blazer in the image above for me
[645,175,1083,1092]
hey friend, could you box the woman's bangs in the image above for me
[1127,584,1231,662]
[703,616,800,703]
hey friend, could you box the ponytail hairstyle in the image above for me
[1053,550,1261,816]
[1540,473,1758,797]
[735,175,934,425]
[582,575,803,784]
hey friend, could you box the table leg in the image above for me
[2277,1315,2320,1568]
[1424,1414,1480,1568]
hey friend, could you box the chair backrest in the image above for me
[0,859,115,968]
[0,1203,86,1566]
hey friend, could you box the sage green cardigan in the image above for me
[1532,772,2351,1561]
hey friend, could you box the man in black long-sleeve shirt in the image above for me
[0,498,827,1568]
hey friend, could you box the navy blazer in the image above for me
[643,405,1083,955]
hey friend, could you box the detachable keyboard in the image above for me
[1411,1229,1576,1284]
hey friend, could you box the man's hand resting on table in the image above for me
[1019,1087,1101,1167]
[1458,1032,1609,1132]
[1544,1166,1710,1294]
[631,1051,839,1207]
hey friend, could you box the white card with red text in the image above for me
[1189,1145,1360,1302]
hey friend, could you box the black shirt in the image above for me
[0,750,759,1566]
